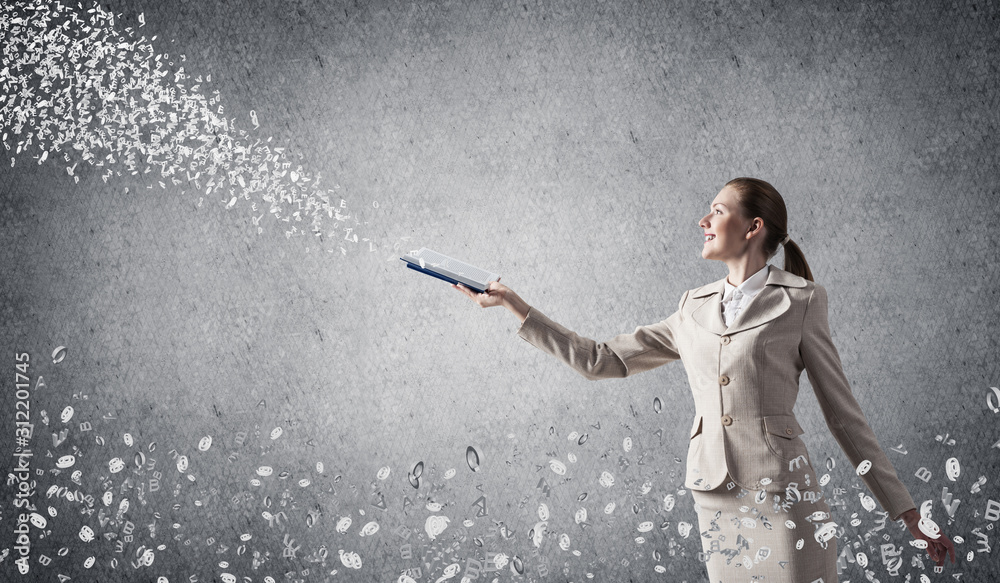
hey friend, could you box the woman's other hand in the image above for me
[900,508,956,567]
[452,278,530,323]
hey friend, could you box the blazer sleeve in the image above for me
[800,284,917,521]
[515,290,688,381]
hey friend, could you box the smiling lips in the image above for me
[704,234,716,243]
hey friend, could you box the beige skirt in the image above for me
[691,473,838,583]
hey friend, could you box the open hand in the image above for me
[900,508,956,566]
[451,277,510,309]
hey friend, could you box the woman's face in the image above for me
[698,185,755,261]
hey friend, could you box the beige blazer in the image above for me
[516,265,916,521]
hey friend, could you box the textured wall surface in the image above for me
[1,0,998,581]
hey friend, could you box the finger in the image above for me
[934,542,946,564]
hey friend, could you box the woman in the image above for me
[453,178,955,582]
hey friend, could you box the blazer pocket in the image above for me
[763,414,806,462]
[689,415,704,440]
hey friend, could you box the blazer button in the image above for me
[785,428,793,435]
[721,414,733,426]
[718,375,729,386]
[720,336,731,345]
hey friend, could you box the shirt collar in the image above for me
[723,264,770,302]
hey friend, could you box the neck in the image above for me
[725,256,768,287]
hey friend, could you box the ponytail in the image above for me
[780,239,813,282]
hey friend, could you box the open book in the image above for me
[400,248,500,294]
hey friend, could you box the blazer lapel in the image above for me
[689,266,806,336]
[690,278,728,336]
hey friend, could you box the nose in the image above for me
[698,213,711,230]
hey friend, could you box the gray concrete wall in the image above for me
[1,0,997,581]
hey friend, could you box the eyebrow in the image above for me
[712,203,728,209]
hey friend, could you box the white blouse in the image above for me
[720,264,770,327]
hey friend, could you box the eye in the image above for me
[715,210,722,214]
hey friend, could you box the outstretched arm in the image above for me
[454,280,686,380]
